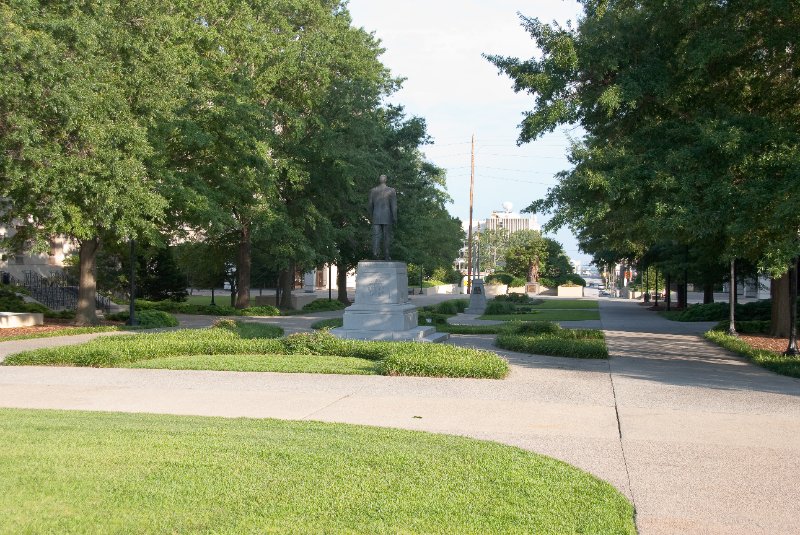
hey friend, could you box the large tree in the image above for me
[487,2,800,330]
[0,1,186,324]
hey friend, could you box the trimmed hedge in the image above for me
[106,310,179,329]
[301,299,346,312]
[311,318,344,330]
[381,343,509,378]
[495,321,608,359]
[136,299,280,317]
[666,299,784,322]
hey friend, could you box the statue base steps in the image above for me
[330,261,449,343]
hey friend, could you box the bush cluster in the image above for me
[136,299,280,317]
[311,318,344,330]
[667,299,782,322]
[301,299,346,312]
[485,272,527,287]
[106,310,179,329]
[495,321,608,359]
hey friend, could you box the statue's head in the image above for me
[379,174,387,185]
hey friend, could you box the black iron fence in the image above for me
[1,270,112,312]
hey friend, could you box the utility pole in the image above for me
[466,134,475,294]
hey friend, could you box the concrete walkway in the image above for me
[0,299,798,533]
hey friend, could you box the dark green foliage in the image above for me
[432,299,469,315]
[237,306,282,317]
[429,266,463,285]
[494,293,540,304]
[311,318,344,330]
[705,330,800,378]
[665,300,780,322]
[301,300,346,312]
[0,286,47,314]
[508,321,562,335]
[436,324,508,335]
[486,273,527,287]
[418,311,450,326]
[711,320,772,334]
[136,247,188,302]
[105,310,178,329]
[135,300,279,317]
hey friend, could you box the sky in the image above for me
[346,0,591,266]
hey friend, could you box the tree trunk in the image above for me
[235,223,251,309]
[279,262,294,309]
[75,237,100,326]
[337,263,350,304]
[677,283,686,309]
[771,272,791,337]
[703,283,715,304]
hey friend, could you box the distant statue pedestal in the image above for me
[464,278,487,314]
[331,261,448,343]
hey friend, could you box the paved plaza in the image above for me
[0,299,798,534]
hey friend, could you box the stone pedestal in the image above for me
[465,278,487,314]
[331,261,448,342]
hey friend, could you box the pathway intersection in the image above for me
[0,298,798,533]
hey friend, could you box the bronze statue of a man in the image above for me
[368,174,397,260]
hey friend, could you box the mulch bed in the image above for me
[739,334,793,354]
[0,319,121,339]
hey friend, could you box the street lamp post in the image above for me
[785,257,798,356]
[127,239,138,326]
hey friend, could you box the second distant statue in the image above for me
[368,174,397,260]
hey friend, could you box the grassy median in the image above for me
[4,321,508,379]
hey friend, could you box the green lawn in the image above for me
[129,353,379,374]
[530,299,599,309]
[4,323,508,379]
[481,309,600,322]
[0,409,636,534]
[185,294,256,306]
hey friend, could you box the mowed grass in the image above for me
[129,353,380,374]
[481,309,600,322]
[530,299,599,309]
[0,409,636,534]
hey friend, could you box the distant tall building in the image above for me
[480,202,541,233]
[454,203,542,272]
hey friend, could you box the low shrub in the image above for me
[45,309,75,320]
[711,320,772,334]
[494,293,539,304]
[301,299,346,312]
[436,324,507,335]
[418,311,450,325]
[135,299,280,317]
[705,330,800,378]
[237,305,281,316]
[507,321,562,335]
[311,318,344,330]
[106,310,179,328]
[667,299,782,322]
[381,343,509,378]
[496,331,608,359]
[432,299,469,315]
[0,287,49,314]
[485,273,526,287]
